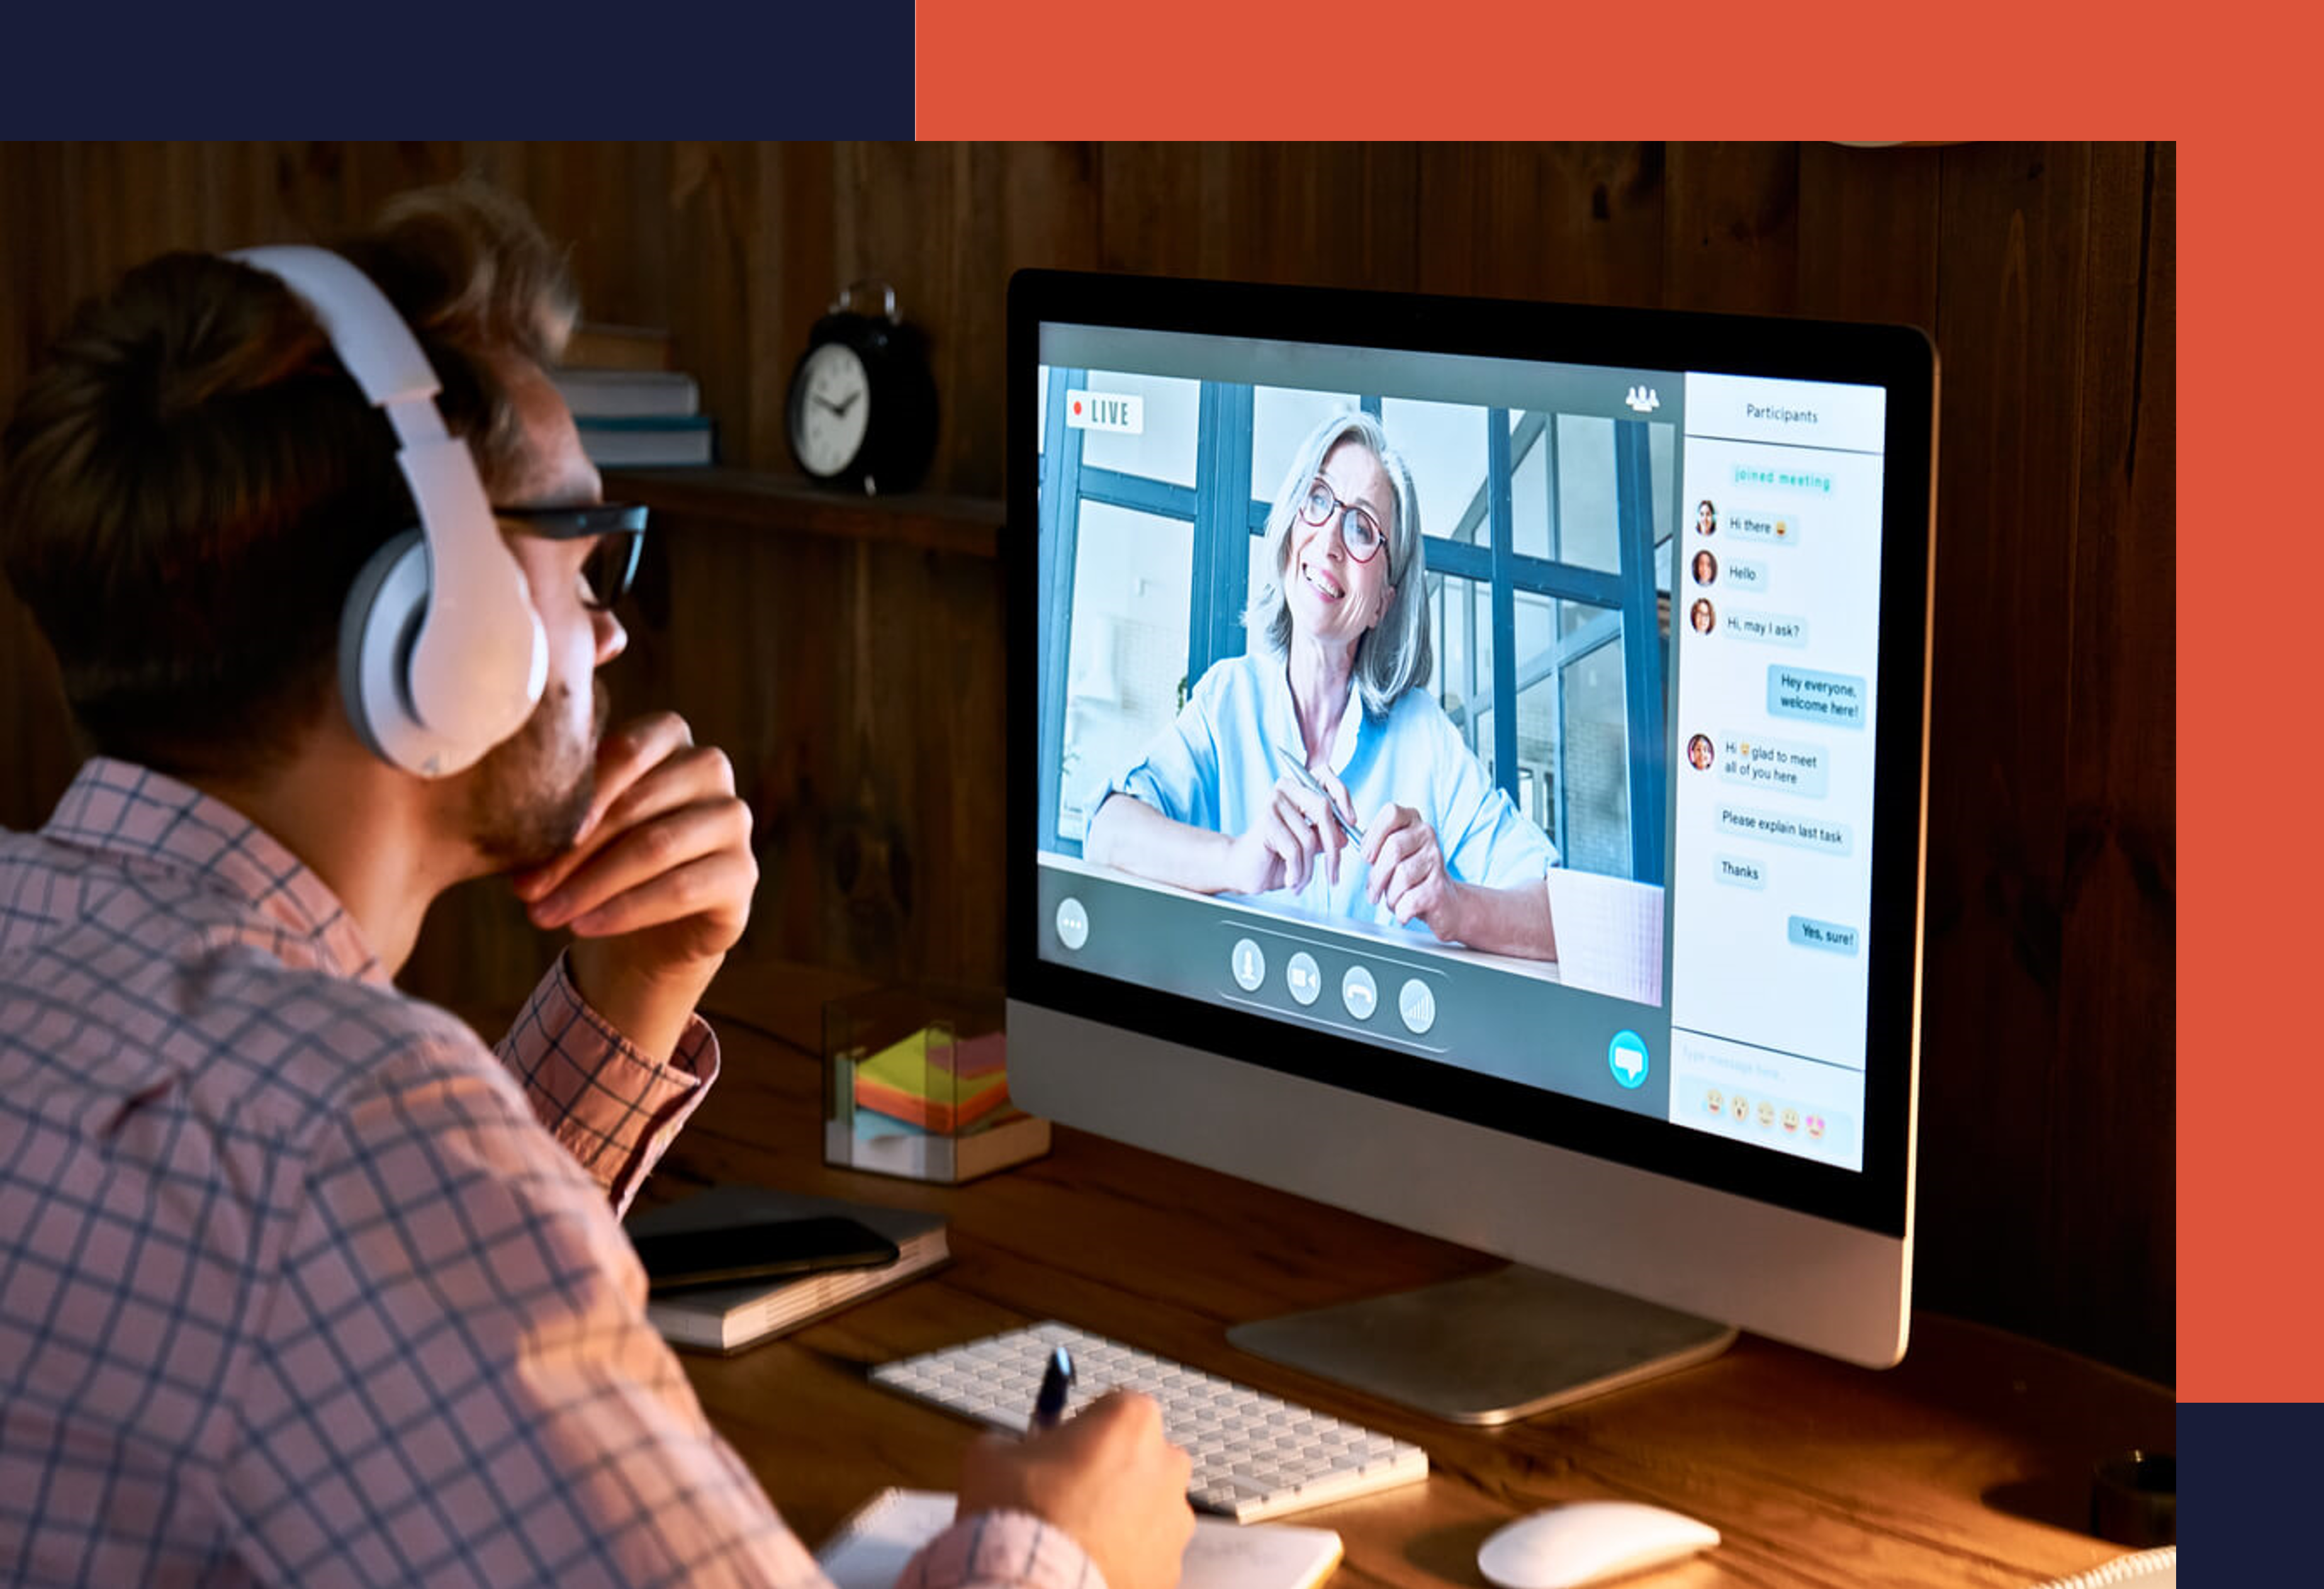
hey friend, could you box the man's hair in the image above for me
[0,179,578,778]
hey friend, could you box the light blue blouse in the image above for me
[1107,649,1559,935]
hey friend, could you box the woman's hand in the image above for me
[1363,803,1464,941]
[1220,772,1350,896]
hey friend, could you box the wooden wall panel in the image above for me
[1097,143,1420,295]
[1415,142,1665,306]
[836,142,1101,498]
[0,141,2176,1383]
[1662,141,1800,315]
[1915,140,2096,1345]
[2056,142,2175,1376]
[1795,142,1943,329]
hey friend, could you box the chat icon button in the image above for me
[1607,1030,1649,1090]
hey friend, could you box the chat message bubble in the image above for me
[1729,508,1804,545]
[1730,464,1834,496]
[1715,804,1855,856]
[1787,916,1860,955]
[1722,556,1770,589]
[1715,852,1768,890]
[1724,609,1809,648]
[1716,733,1829,797]
[1766,665,1866,728]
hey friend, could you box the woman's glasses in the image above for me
[497,502,648,611]
[1297,478,1389,566]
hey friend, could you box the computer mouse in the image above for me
[1476,1502,1720,1589]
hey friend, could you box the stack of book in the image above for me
[624,1184,948,1354]
[554,322,715,467]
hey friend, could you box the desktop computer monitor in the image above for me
[1004,270,1935,1421]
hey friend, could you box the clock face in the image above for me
[791,342,872,476]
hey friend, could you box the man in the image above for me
[0,184,1192,1588]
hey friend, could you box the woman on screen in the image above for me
[1084,410,1562,961]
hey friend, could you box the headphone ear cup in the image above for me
[339,529,434,773]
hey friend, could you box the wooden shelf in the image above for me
[603,468,1005,559]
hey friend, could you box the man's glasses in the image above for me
[497,502,648,611]
[1296,478,1389,566]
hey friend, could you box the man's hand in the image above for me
[512,712,758,1059]
[958,1392,1194,1589]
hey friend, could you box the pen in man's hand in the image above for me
[1030,1344,1075,1433]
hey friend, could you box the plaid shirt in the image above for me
[1,759,1095,1589]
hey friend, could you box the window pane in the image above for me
[1430,572,1493,778]
[1383,397,1490,544]
[1554,413,1620,575]
[1245,525,1274,651]
[1512,591,1560,843]
[1649,418,1675,590]
[1058,500,1193,843]
[1510,413,1551,559]
[1078,372,1201,487]
[1252,386,1362,506]
[1559,626,1631,877]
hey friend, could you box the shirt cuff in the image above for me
[902,1510,1104,1589]
[494,953,721,1213]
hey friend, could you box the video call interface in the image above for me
[1030,322,1889,1172]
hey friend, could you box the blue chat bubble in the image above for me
[1715,852,1768,890]
[1729,508,1805,544]
[1723,557,1770,589]
[1724,610,1809,649]
[1715,804,1855,856]
[1787,916,1860,955]
[1766,665,1866,729]
[1716,733,1829,798]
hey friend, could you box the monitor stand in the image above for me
[1225,1264,1736,1426]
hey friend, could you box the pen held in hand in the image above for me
[1277,756,1365,846]
[1029,1344,1075,1434]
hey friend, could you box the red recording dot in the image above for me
[1072,400,1082,415]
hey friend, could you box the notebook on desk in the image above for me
[817,1489,1343,1589]
[622,1185,948,1353]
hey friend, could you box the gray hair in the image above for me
[1243,409,1432,717]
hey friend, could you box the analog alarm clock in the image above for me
[786,280,938,495]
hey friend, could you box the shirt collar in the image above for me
[41,756,387,985]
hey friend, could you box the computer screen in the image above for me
[1005,271,1934,1386]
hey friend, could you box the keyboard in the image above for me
[868,1320,1429,1522]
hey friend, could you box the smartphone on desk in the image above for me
[632,1215,901,1294]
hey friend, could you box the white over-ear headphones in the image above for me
[230,245,548,778]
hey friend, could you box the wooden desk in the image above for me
[651,965,2171,1589]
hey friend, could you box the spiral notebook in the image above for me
[816,1489,1342,1589]
[2028,1546,2174,1588]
